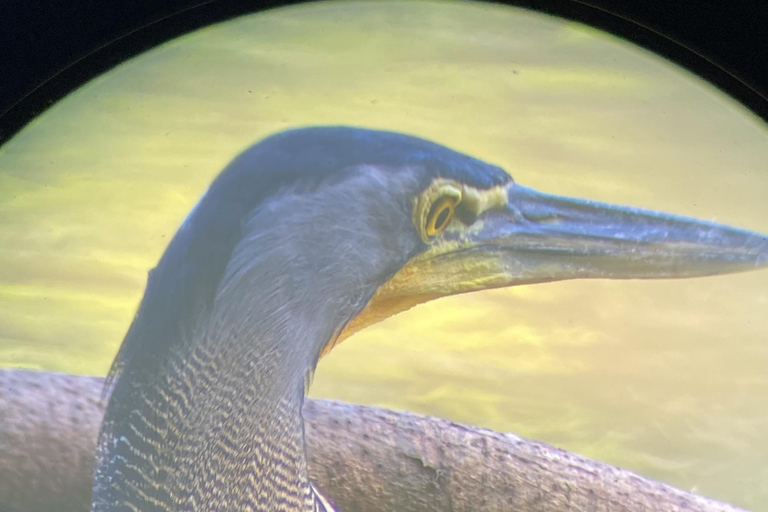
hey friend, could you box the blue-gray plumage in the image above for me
[92,126,768,512]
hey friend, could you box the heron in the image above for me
[91,126,768,512]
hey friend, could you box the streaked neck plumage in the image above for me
[92,168,421,512]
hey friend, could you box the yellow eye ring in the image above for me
[425,196,456,236]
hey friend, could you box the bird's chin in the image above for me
[325,248,510,355]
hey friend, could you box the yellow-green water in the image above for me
[1,1,767,509]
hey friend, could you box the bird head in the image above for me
[107,126,768,394]
[265,127,767,353]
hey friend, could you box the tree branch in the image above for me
[0,369,747,512]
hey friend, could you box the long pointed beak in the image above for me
[339,181,768,341]
[470,184,768,284]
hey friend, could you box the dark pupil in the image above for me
[435,206,450,229]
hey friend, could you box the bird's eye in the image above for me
[414,180,462,241]
[426,196,456,236]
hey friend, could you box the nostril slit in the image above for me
[522,211,563,224]
[538,215,563,225]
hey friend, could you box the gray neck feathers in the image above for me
[93,167,420,512]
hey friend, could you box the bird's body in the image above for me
[92,127,768,512]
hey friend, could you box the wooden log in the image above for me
[0,369,747,512]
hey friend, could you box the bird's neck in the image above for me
[101,315,324,511]
[170,331,318,511]
[95,278,344,512]
[149,208,406,510]
[95,170,421,511]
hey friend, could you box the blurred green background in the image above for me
[1,1,767,509]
